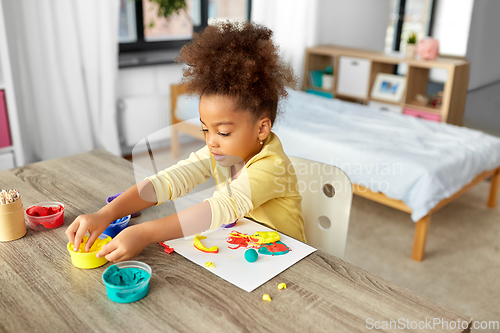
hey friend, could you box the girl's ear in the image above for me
[258,117,272,141]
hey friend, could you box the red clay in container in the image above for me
[25,202,65,230]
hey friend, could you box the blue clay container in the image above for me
[102,261,152,303]
[102,215,130,238]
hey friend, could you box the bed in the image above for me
[169,83,500,261]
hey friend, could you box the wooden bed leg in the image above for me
[487,168,500,208]
[412,215,431,262]
[171,128,179,159]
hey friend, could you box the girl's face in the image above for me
[199,94,270,168]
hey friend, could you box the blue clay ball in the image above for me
[245,249,258,263]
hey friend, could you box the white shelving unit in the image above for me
[0,0,24,170]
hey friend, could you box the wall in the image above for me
[316,0,390,52]
[465,0,500,90]
[462,0,500,136]
[117,64,185,155]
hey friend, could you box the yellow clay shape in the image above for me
[67,235,111,269]
[250,231,280,245]
[262,294,271,301]
[193,235,219,253]
[278,283,287,290]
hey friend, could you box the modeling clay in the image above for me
[26,205,63,216]
[159,242,174,254]
[222,220,237,228]
[67,235,112,269]
[193,235,219,253]
[258,241,290,256]
[250,231,280,245]
[103,265,150,287]
[227,231,252,249]
[103,216,130,238]
[226,230,281,250]
[278,283,287,290]
[205,261,215,268]
[26,204,65,228]
[244,249,258,263]
[71,235,110,253]
[262,294,271,301]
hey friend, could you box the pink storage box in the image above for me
[0,90,12,148]
[403,108,441,122]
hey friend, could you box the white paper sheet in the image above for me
[163,218,316,292]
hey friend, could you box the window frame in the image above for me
[119,0,252,54]
[392,0,437,51]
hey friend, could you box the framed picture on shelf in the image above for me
[370,73,406,102]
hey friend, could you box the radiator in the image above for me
[118,95,171,147]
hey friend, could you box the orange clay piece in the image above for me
[227,231,253,249]
[193,235,219,253]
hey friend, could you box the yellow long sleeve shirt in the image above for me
[146,132,306,242]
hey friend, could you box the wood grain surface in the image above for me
[0,150,471,333]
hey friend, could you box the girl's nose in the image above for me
[206,132,219,148]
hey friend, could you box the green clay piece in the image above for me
[258,241,290,256]
[244,249,258,263]
[103,266,149,286]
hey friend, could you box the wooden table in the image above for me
[0,150,472,332]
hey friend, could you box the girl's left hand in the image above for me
[97,225,150,262]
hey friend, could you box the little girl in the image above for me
[66,21,305,262]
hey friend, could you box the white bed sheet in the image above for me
[174,90,500,222]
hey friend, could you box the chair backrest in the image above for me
[289,156,353,259]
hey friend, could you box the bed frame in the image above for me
[169,83,500,261]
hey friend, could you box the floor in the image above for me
[130,136,500,332]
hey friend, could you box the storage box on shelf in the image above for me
[302,45,469,125]
[336,56,370,100]
[303,52,335,98]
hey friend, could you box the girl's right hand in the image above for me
[65,210,112,253]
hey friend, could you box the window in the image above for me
[385,0,436,53]
[207,0,249,24]
[119,0,251,57]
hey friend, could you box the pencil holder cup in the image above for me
[0,197,27,242]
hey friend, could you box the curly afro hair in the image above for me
[176,20,297,126]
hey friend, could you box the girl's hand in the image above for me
[66,210,112,252]
[96,225,150,262]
